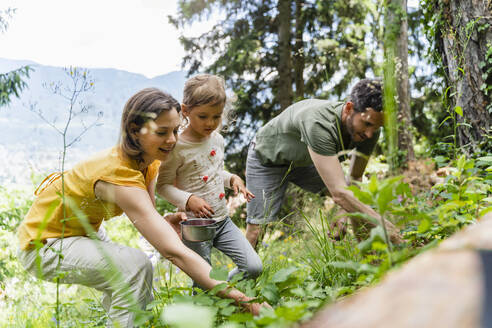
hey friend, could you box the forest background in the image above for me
[0,0,491,327]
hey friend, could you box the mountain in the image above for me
[0,58,187,185]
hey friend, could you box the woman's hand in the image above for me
[186,195,215,218]
[230,175,255,202]
[240,298,272,316]
[223,288,271,316]
[164,212,187,236]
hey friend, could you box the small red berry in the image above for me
[203,176,208,182]
[210,150,216,156]
[219,193,225,200]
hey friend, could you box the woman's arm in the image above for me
[147,177,157,208]
[94,181,264,313]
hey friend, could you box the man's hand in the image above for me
[186,195,215,218]
[329,216,349,240]
[163,212,187,236]
[230,175,255,202]
[388,225,404,244]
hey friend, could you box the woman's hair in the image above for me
[182,74,235,130]
[119,88,180,162]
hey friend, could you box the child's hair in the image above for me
[119,88,180,162]
[182,74,236,130]
[183,74,226,108]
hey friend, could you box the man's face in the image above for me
[346,107,384,142]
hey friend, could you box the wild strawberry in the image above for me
[210,149,216,156]
[203,176,208,182]
[219,193,225,200]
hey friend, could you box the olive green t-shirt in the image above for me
[254,99,379,167]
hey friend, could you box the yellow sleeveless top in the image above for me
[18,146,160,250]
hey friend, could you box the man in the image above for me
[245,78,402,247]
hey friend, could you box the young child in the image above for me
[156,74,262,287]
[18,88,266,326]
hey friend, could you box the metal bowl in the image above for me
[180,219,217,242]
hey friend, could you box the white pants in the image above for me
[18,228,153,328]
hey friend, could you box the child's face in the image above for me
[184,103,224,138]
[136,108,181,163]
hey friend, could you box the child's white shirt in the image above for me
[157,131,233,222]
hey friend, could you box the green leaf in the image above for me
[208,283,228,296]
[347,186,373,204]
[456,155,466,174]
[161,303,215,328]
[481,197,492,204]
[377,183,394,214]
[271,266,297,283]
[396,182,411,198]
[417,218,431,233]
[210,266,229,281]
[326,261,359,273]
[438,115,452,127]
[371,240,388,251]
[434,155,449,167]
[479,207,492,217]
[228,313,253,323]
[219,305,236,316]
[369,175,378,194]
[477,156,492,163]
[215,299,234,308]
[261,283,279,303]
[357,225,386,252]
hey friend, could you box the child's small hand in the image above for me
[186,194,215,218]
[230,175,255,202]
[164,212,187,236]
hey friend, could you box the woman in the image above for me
[17,88,265,327]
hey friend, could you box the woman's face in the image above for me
[136,108,181,164]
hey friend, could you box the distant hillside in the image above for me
[0,58,187,185]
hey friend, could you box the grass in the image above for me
[0,154,490,327]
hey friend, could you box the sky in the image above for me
[1,0,420,78]
[0,0,216,78]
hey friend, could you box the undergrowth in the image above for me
[0,154,490,327]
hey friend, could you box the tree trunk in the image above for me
[384,0,413,171]
[395,0,415,162]
[386,0,415,166]
[294,0,305,100]
[436,0,492,153]
[277,0,293,111]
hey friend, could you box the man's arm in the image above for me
[308,147,401,242]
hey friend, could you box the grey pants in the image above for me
[18,227,153,328]
[183,217,262,289]
[246,142,326,224]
